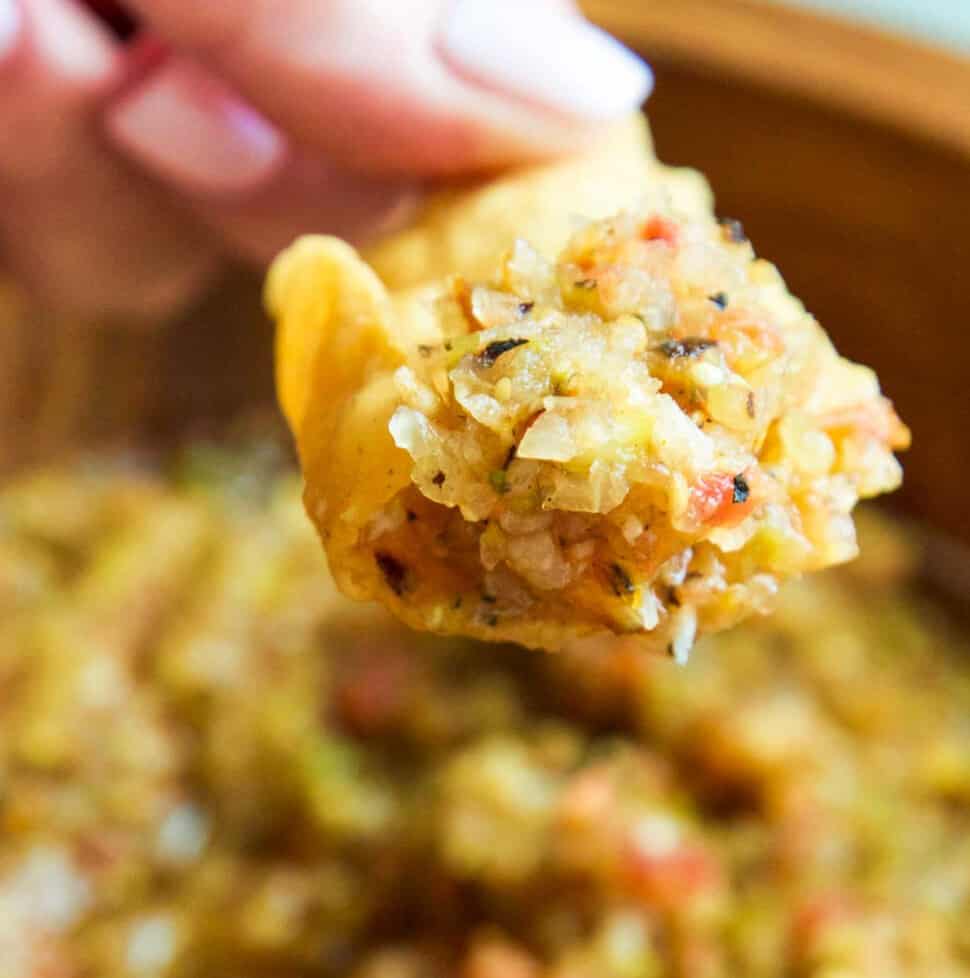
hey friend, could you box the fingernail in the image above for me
[438,0,652,121]
[107,58,286,195]
[0,0,21,62]
[33,0,120,85]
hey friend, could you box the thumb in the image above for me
[116,0,651,175]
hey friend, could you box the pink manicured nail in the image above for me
[0,0,21,62]
[439,0,652,121]
[107,58,286,195]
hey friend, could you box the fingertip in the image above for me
[204,157,422,265]
[0,0,127,181]
[0,0,22,64]
[106,58,287,196]
[438,0,652,123]
[28,0,122,89]
[97,0,651,178]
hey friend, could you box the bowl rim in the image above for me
[584,0,970,161]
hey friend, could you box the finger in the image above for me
[6,0,117,84]
[116,0,652,175]
[2,144,220,321]
[106,56,419,263]
[0,0,220,319]
[0,0,120,179]
[106,55,287,196]
[200,152,421,265]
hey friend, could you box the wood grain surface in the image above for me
[3,0,970,548]
[584,0,970,157]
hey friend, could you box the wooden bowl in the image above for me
[4,0,970,550]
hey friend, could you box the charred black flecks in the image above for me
[376,552,410,596]
[609,563,636,598]
[477,338,529,368]
[657,337,718,359]
[733,474,751,505]
[718,217,748,244]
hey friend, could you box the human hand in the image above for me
[0,0,651,321]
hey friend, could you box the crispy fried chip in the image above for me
[268,116,908,656]
[363,117,711,290]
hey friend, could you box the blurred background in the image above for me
[778,0,970,50]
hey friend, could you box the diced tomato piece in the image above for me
[335,653,411,735]
[30,940,76,978]
[689,474,734,524]
[792,893,859,951]
[75,831,130,874]
[558,768,616,825]
[704,310,785,372]
[689,473,756,528]
[675,940,723,978]
[462,940,541,978]
[641,216,680,246]
[623,840,723,909]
